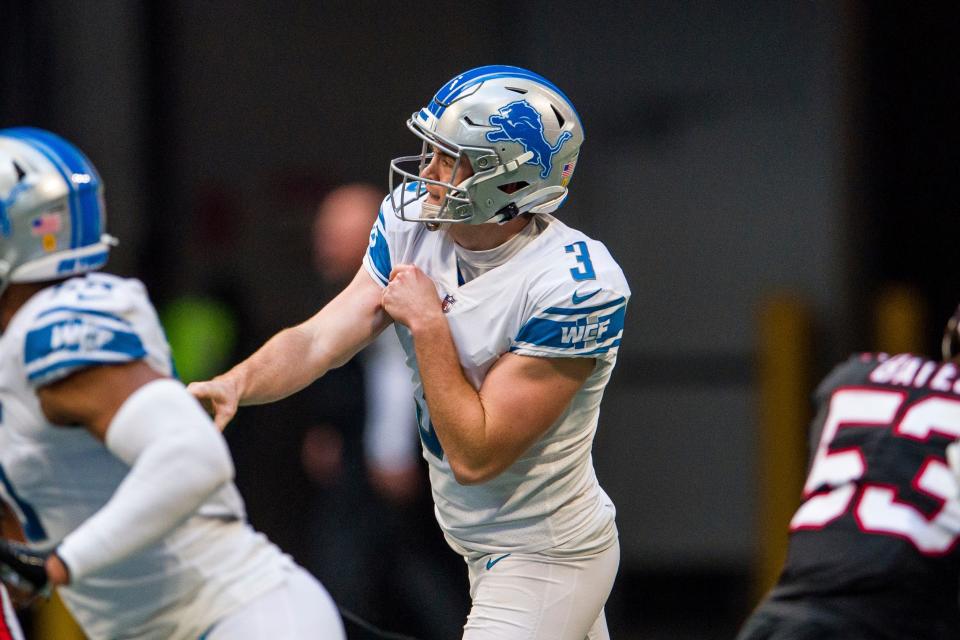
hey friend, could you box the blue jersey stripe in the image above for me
[368,264,388,286]
[510,338,621,357]
[542,297,626,316]
[35,306,132,325]
[57,251,108,275]
[367,224,392,284]
[515,305,626,351]
[26,355,145,383]
[25,322,146,368]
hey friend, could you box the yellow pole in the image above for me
[755,295,812,601]
[33,592,86,639]
[873,284,924,355]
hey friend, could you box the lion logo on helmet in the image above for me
[0,182,31,237]
[486,100,572,179]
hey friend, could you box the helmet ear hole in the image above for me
[550,104,565,127]
[12,161,25,181]
[497,181,529,195]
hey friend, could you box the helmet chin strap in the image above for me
[520,186,567,214]
[421,201,441,218]
[487,204,519,224]
[420,201,443,231]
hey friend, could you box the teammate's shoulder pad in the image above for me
[21,274,149,387]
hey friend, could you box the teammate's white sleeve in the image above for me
[361,331,418,472]
[56,379,234,581]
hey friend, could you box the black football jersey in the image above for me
[770,353,960,638]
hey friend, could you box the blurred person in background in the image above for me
[0,127,345,639]
[737,308,960,640]
[304,183,421,505]
[190,65,629,639]
[303,183,466,638]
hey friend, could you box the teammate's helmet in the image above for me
[390,65,584,225]
[942,304,960,361]
[0,128,115,296]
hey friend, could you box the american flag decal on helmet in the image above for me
[561,159,576,186]
[31,212,62,236]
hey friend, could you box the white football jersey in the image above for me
[364,190,629,555]
[0,273,293,640]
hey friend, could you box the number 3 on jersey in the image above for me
[791,388,960,555]
[565,242,596,282]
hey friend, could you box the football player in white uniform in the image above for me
[0,128,345,640]
[190,65,629,640]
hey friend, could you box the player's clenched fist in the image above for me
[187,378,240,431]
[381,264,445,332]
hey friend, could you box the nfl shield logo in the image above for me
[441,294,456,313]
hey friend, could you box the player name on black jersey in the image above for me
[868,352,960,393]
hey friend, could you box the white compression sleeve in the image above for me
[56,379,235,581]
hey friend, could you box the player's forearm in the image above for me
[227,271,389,407]
[222,323,329,406]
[410,317,498,484]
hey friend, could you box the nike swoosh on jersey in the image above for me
[485,553,511,570]
[571,288,602,304]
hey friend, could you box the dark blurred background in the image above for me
[3,1,958,638]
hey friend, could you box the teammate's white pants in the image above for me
[462,539,619,640]
[202,566,345,639]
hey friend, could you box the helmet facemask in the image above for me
[389,122,482,226]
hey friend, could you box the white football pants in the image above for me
[203,566,345,639]
[462,539,619,640]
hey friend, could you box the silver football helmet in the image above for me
[0,128,115,296]
[390,65,584,225]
